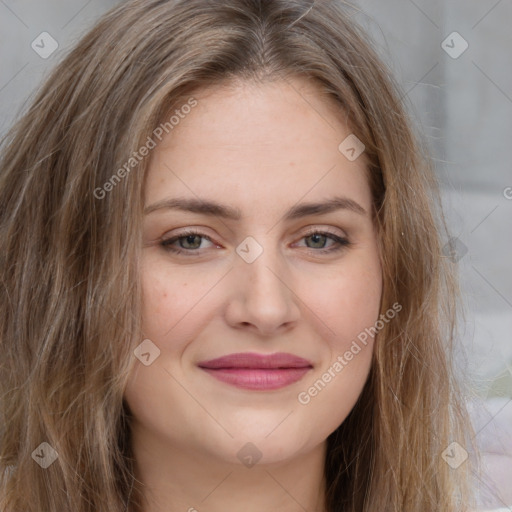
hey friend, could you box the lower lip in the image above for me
[199,367,312,390]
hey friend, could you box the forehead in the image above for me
[164,76,351,150]
[145,76,371,213]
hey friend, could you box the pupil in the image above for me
[309,234,326,248]
[183,235,200,249]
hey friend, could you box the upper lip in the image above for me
[198,352,313,369]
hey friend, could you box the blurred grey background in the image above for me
[1,0,511,508]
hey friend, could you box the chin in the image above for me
[199,419,318,467]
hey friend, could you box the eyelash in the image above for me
[160,228,351,256]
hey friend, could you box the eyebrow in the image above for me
[144,195,367,219]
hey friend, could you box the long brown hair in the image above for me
[0,1,474,510]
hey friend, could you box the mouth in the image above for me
[197,352,313,390]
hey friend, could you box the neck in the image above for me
[130,424,328,512]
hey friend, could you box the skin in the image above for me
[123,76,383,512]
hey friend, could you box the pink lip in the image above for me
[197,352,313,390]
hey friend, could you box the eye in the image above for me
[161,229,217,254]
[160,228,351,256]
[294,229,350,254]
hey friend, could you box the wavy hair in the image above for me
[0,1,474,510]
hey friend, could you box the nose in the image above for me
[224,241,300,336]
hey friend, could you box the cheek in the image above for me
[141,273,175,340]
[301,248,382,352]
[294,248,381,418]
[295,291,379,439]
[140,257,213,340]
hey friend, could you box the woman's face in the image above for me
[124,76,382,467]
